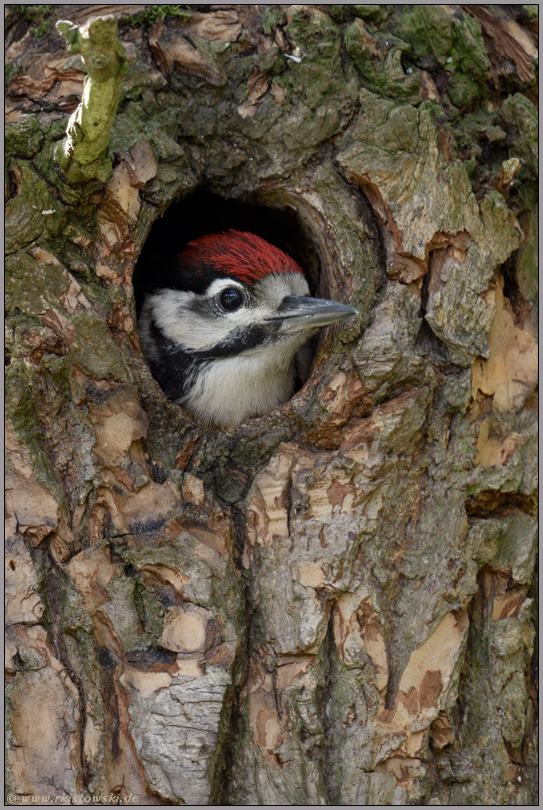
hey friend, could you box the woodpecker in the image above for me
[138,230,357,428]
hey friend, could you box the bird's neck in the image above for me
[184,340,304,428]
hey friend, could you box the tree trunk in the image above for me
[5,4,538,806]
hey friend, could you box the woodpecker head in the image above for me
[138,230,357,428]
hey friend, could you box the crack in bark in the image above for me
[40,546,92,792]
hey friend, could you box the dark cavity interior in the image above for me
[133,191,321,314]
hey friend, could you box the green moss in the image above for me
[30,144,87,212]
[109,110,157,155]
[516,205,538,304]
[5,163,65,254]
[447,73,481,109]
[123,4,191,27]
[344,21,421,102]
[32,16,51,36]
[257,45,287,77]
[5,61,22,86]
[394,4,491,108]
[325,5,348,23]
[331,4,387,24]
[260,6,285,35]
[6,253,69,315]
[5,118,44,159]
[444,101,535,192]
[6,365,41,441]
[14,4,52,36]
[284,7,351,110]
[71,314,128,382]
[500,93,538,175]
[6,253,127,385]
[352,5,384,22]
[14,4,52,18]
[5,362,68,501]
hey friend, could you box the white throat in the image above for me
[183,335,309,428]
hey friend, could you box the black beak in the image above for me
[268,295,358,334]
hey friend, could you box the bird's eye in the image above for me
[219,287,244,312]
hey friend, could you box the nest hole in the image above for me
[133,190,322,314]
[132,189,332,418]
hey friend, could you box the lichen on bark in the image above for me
[55,14,128,184]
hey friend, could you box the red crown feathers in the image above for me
[180,230,304,283]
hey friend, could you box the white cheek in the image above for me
[142,290,232,351]
[173,306,271,351]
[185,344,299,427]
[140,272,311,354]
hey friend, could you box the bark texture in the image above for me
[55,14,128,184]
[5,4,538,806]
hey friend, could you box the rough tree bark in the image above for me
[5,4,538,806]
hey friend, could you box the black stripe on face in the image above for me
[195,324,272,360]
[146,318,277,403]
